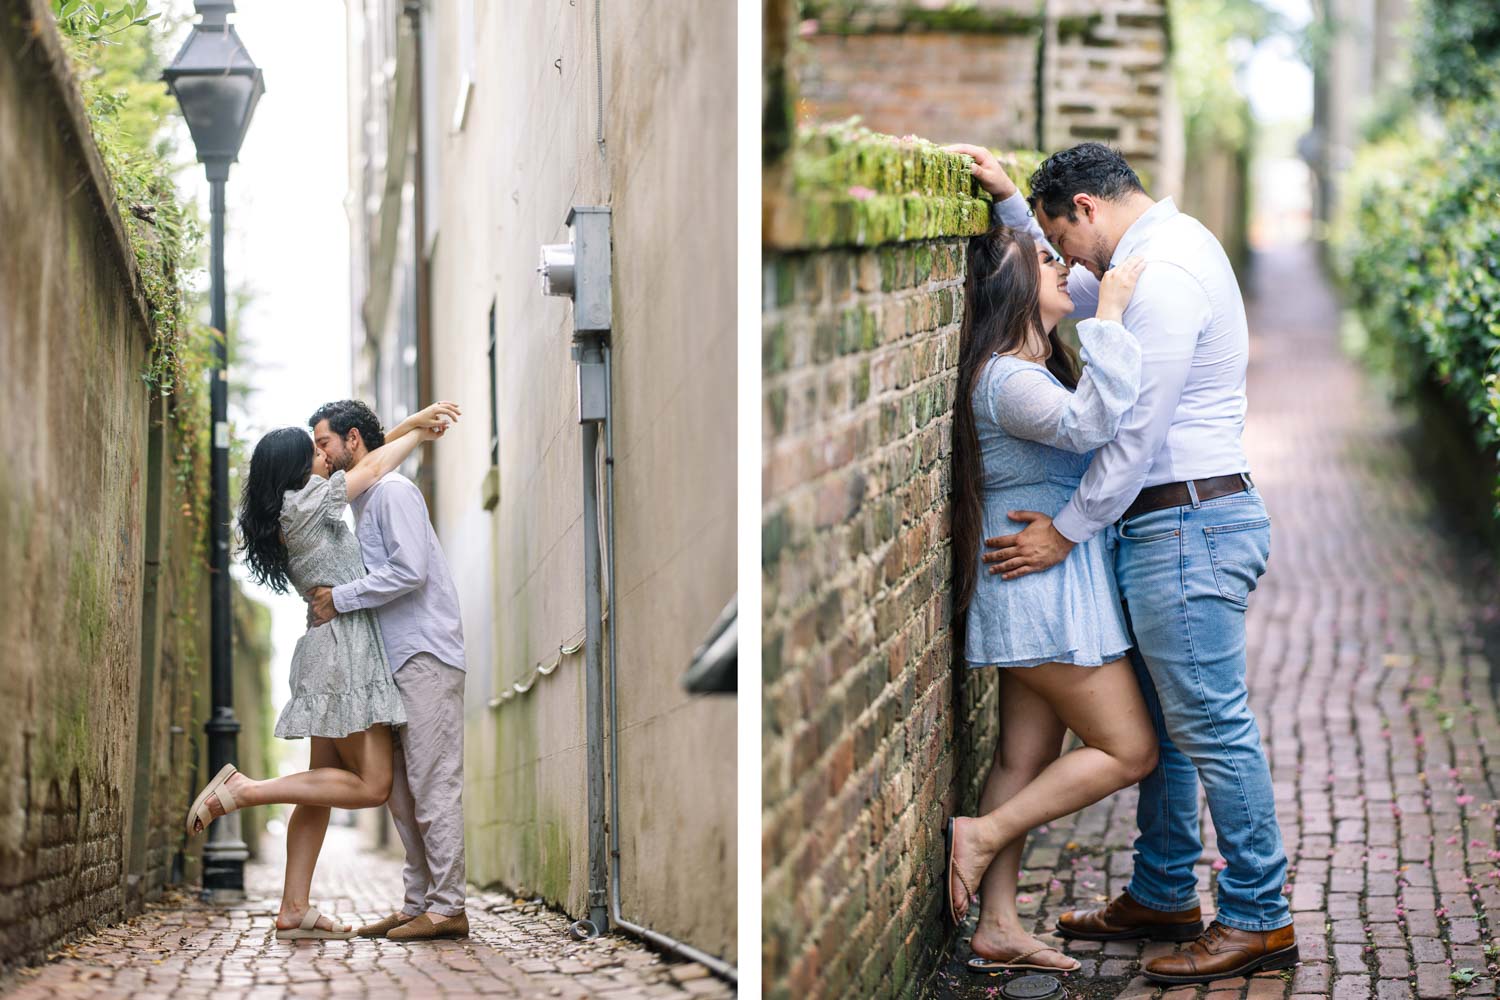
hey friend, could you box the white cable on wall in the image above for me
[486,606,609,709]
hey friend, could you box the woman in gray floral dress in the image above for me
[183,401,459,940]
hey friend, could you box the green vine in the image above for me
[51,3,204,392]
[50,1,212,549]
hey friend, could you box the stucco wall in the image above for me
[414,0,737,960]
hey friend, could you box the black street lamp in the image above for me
[163,0,263,900]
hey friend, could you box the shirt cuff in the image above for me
[331,582,361,614]
[992,191,1030,227]
[1052,500,1101,545]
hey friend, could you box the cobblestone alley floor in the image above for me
[0,825,735,999]
[929,244,1500,1000]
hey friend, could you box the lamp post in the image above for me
[163,0,264,900]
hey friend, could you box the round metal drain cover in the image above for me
[999,974,1065,1000]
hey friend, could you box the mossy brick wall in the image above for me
[796,0,1170,185]
[0,0,216,968]
[762,128,1028,999]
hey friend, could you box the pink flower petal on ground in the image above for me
[1017,895,1033,904]
[1212,858,1228,871]
[847,185,875,201]
[1457,795,1475,806]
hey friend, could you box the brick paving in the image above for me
[927,244,1500,999]
[0,824,735,999]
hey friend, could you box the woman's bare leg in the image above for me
[952,657,1157,922]
[968,671,1070,967]
[191,725,396,833]
[276,738,339,933]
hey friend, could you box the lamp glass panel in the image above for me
[170,75,254,159]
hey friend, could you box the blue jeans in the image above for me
[1112,488,1291,932]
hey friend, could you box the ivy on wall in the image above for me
[51,1,214,547]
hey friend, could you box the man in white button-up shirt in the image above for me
[946,142,1297,984]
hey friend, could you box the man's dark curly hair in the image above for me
[1027,142,1145,222]
[308,399,385,450]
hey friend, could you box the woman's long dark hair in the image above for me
[951,226,1080,617]
[238,427,315,594]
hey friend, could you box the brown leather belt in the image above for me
[1121,473,1255,523]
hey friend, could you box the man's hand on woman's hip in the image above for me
[306,586,338,626]
[983,511,1075,580]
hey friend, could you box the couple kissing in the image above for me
[185,399,469,943]
[942,141,1297,986]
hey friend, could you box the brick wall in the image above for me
[0,0,257,968]
[1040,0,1169,186]
[795,0,1170,185]
[800,33,1040,151]
[762,123,1038,999]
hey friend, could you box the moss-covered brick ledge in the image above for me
[765,121,1041,250]
[800,1,1044,36]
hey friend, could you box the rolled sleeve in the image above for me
[1054,263,1209,543]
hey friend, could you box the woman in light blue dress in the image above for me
[943,225,1160,974]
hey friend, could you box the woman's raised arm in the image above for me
[344,409,458,499]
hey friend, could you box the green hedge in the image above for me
[1335,97,1500,498]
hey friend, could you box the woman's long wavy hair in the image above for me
[951,226,1080,618]
[238,427,315,594]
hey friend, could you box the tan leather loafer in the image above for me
[357,911,417,938]
[385,911,470,940]
[1143,920,1299,984]
[1056,890,1204,942]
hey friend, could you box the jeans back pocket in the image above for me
[1202,517,1271,607]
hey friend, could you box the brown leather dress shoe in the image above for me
[1143,920,1299,985]
[1055,890,1204,942]
[385,911,470,941]
[356,911,417,938]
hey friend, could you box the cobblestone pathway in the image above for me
[0,825,735,999]
[929,244,1500,1000]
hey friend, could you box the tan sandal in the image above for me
[967,946,1081,973]
[184,763,239,836]
[945,817,976,926]
[275,907,356,941]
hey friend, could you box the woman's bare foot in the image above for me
[950,817,1009,922]
[970,923,1079,971]
[189,772,256,834]
[275,905,351,934]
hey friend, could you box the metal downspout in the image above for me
[580,339,610,933]
[599,345,738,984]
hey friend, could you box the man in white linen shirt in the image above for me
[945,141,1297,985]
[304,399,472,943]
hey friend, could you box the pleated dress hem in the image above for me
[273,683,409,740]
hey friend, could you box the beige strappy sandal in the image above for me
[275,907,356,941]
[184,763,239,836]
[945,817,976,926]
[967,946,1081,973]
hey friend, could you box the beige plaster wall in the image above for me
[419,0,736,960]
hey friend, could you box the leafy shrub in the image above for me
[1335,97,1500,476]
[1410,0,1500,104]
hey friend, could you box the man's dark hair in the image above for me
[309,399,385,450]
[1027,142,1145,222]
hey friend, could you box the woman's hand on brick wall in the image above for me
[944,144,1018,201]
